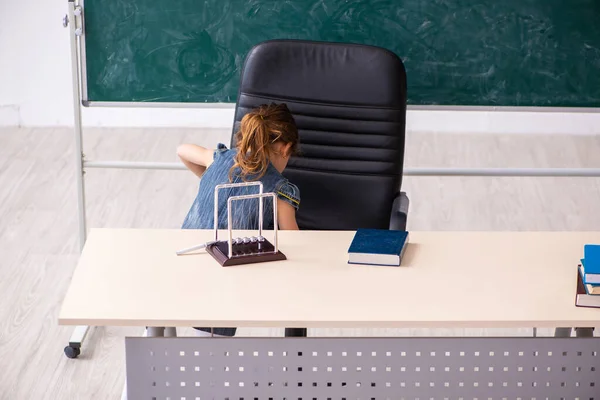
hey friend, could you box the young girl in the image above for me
[177,102,300,337]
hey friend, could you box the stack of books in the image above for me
[347,229,410,266]
[576,244,600,308]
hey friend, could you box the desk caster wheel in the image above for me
[64,345,81,359]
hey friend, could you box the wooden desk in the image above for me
[59,229,600,329]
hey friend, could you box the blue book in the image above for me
[584,244,600,272]
[582,245,600,284]
[581,256,600,286]
[348,229,409,266]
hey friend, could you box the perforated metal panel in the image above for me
[125,337,600,400]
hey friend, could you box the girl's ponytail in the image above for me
[230,103,298,181]
[232,113,272,180]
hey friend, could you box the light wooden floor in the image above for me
[0,127,599,399]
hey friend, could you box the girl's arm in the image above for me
[177,144,214,178]
[277,199,299,230]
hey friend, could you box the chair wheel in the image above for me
[64,345,81,359]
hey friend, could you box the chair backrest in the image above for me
[231,40,407,230]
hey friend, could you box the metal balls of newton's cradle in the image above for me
[176,182,286,266]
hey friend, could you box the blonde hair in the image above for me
[230,103,298,181]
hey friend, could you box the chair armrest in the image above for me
[389,191,409,231]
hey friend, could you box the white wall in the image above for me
[1,0,600,134]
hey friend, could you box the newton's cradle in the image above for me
[177,181,286,266]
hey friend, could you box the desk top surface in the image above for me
[58,229,600,328]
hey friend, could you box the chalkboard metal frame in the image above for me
[82,101,600,113]
[65,0,90,361]
[78,0,89,104]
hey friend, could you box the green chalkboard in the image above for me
[83,0,600,107]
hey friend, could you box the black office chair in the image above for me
[231,39,409,336]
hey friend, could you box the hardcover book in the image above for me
[582,244,600,284]
[348,229,409,266]
[576,265,600,309]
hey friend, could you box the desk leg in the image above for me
[146,327,177,337]
[147,327,165,337]
[285,328,307,337]
[554,327,595,337]
[165,327,177,337]
[555,327,572,337]
[575,327,594,337]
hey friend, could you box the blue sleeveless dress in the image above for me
[181,143,300,336]
[182,143,300,231]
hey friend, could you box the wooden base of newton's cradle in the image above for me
[206,238,286,266]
